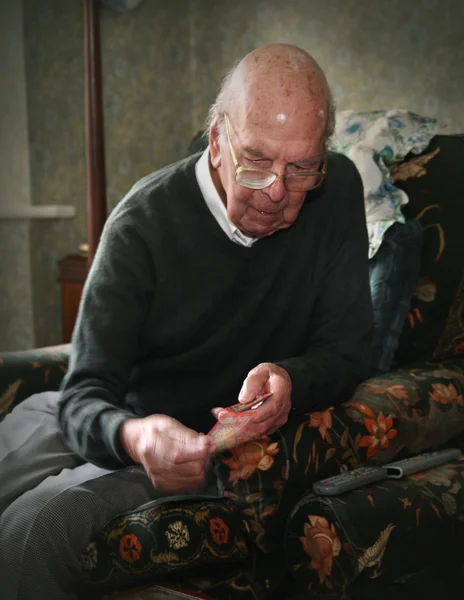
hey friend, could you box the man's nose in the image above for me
[265,176,286,203]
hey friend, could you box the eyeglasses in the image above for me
[224,113,326,192]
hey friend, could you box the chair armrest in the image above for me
[342,357,464,459]
[0,344,70,421]
[215,357,464,553]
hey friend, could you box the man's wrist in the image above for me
[119,418,143,464]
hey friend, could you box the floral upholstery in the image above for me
[394,134,464,364]
[1,347,464,598]
[215,358,464,558]
[285,456,464,595]
[435,269,464,361]
[80,497,250,591]
[0,345,70,421]
[1,132,463,597]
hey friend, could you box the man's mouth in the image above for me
[252,207,280,216]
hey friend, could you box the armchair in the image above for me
[2,134,464,599]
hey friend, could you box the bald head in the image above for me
[208,44,334,142]
[207,45,332,239]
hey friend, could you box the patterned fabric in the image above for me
[0,345,70,421]
[394,135,464,364]
[329,110,442,258]
[368,219,423,376]
[215,358,464,556]
[80,498,250,590]
[285,456,464,594]
[435,270,464,360]
[2,347,464,597]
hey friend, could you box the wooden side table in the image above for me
[57,254,88,343]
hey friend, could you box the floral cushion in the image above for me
[0,345,69,421]
[80,497,250,591]
[285,455,464,594]
[329,110,442,258]
[3,344,464,595]
[215,358,464,556]
[435,270,464,360]
[394,134,464,364]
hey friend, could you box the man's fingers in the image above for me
[247,397,279,425]
[161,419,203,443]
[166,459,208,478]
[239,365,270,404]
[211,407,225,420]
[149,470,207,494]
[170,435,214,465]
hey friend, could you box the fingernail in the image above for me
[218,410,228,421]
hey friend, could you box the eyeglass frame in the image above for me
[223,112,327,191]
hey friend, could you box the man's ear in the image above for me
[209,116,222,169]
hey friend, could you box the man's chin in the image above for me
[238,220,283,238]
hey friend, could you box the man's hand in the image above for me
[120,415,215,493]
[212,363,292,437]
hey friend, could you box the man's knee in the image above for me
[0,487,98,599]
[0,486,100,569]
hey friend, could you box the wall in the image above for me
[0,0,35,351]
[190,0,464,133]
[22,0,192,348]
[2,0,463,350]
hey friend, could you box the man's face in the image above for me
[209,112,326,239]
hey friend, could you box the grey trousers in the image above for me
[0,392,218,600]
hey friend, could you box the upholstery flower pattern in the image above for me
[300,515,342,584]
[165,521,190,550]
[308,409,333,440]
[119,533,142,563]
[429,383,464,405]
[209,517,230,545]
[359,411,398,459]
[385,384,408,400]
[81,542,98,571]
[0,379,22,421]
[222,437,279,484]
[3,345,464,597]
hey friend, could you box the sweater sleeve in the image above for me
[57,214,155,469]
[276,163,373,412]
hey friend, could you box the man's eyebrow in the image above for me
[292,154,324,165]
[242,145,267,158]
[242,144,324,164]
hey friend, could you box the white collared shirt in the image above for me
[195,149,257,247]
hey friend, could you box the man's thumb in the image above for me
[211,407,226,421]
[238,378,264,404]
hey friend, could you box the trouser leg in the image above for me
[0,391,82,515]
[0,392,157,600]
[0,460,159,600]
[0,391,218,600]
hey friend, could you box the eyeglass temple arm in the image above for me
[224,114,240,169]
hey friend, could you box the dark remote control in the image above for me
[312,466,388,496]
[386,448,462,479]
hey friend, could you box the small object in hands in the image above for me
[208,392,273,452]
[312,466,388,496]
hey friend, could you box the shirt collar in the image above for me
[195,149,257,247]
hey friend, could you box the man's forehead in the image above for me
[238,135,324,165]
[232,112,326,157]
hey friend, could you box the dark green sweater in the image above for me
[58,152,372,470]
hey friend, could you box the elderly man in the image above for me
[0,44,372,599]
